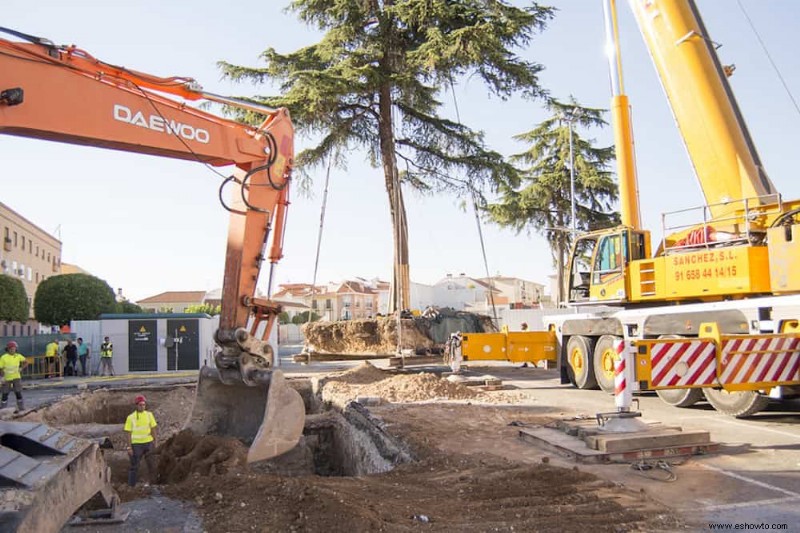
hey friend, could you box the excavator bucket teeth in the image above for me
[186,366,305,462]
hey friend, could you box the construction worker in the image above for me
[124,394,157,486]
[76,337,90,376]
[100,336,115,376]
[45,338,60,378]
[0,341,28,412]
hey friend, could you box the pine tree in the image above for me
[486,98,619,304]
[217,0,555,311]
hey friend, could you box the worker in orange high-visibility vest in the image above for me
[0,341,28,412]
[124,394,158,486]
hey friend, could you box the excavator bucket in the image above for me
[185,366,305,463]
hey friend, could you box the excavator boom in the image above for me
[0,27,304,470]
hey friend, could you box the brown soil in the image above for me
[305,317,434,354]
[36,371,681,532]
[320,362,479,406]
[156,429,248,484]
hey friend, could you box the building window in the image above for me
[14,232,18,247]
[325,299,332,310]
[312,300,318,309]
[47,252,51,261]
[27,267,32,281]
[36,245,39,257]
[35,272,39,282]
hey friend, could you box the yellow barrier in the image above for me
[21,355,63,380]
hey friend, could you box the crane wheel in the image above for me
[656,388,704,408]
[593,335,622,393]
[566,335,598,390]
[703,388,769,417]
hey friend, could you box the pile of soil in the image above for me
[163,448,672,533]
[156,429,248,484]
[320,362,479,406]
[304,317,433,354]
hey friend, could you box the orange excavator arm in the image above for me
[0,27,304,462]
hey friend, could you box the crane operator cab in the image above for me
[567,227,650,305]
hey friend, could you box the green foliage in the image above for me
[34,274,116,325]
[158,306,175,313]
[278,311,291,325]
[292,311,321,325]
[221,0,553,192]
[217,1,555,310]
[185,303,221,316]
[486,98,619,302]
[116,301,145,314]
[0,274,29,323]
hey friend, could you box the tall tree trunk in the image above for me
[378,83,410,312]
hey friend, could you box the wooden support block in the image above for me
[586,429,710,453]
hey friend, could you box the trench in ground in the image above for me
[33,381,412,483]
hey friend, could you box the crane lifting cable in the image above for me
[449,78,499,325]
[311,157,333,309]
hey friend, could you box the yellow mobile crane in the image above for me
[461,0,800,417]
[550,0,800,416]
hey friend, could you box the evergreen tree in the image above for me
[486,98,618,304]
[218,0,554,311]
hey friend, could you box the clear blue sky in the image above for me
[3,1,799,302]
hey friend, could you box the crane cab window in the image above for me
[592,233,624,284]
[568,236,597,302]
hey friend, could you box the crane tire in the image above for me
[593,335,622,393]
[566,335,598,390]
[703,388,769,418]
[656,388,704,408]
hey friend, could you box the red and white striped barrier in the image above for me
[614,339,634,412]
[650,340,716,388]
[719,336,800,385]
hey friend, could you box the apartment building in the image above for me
[0,202,62,335]
[136,291,207,313]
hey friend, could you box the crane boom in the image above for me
[627,0,777,215]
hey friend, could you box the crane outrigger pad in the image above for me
[186,366,305,463]
[0,421,121,533]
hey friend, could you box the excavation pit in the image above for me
[23,381,411,485]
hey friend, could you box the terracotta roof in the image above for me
[337,280,375,294]
[137,291,207,304]
[60,263,90,275]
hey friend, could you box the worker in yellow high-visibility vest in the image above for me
[0,341,28,412]
[45,339,59,378]
[124,394,158,486]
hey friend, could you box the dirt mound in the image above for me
[304,309,494,355]
[164,452,671,533]
[157,429,248,484]
[304,317,431,354]
[321,362,478,405]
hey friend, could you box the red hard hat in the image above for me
[6,341,17,350]
[134,395,147,405]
